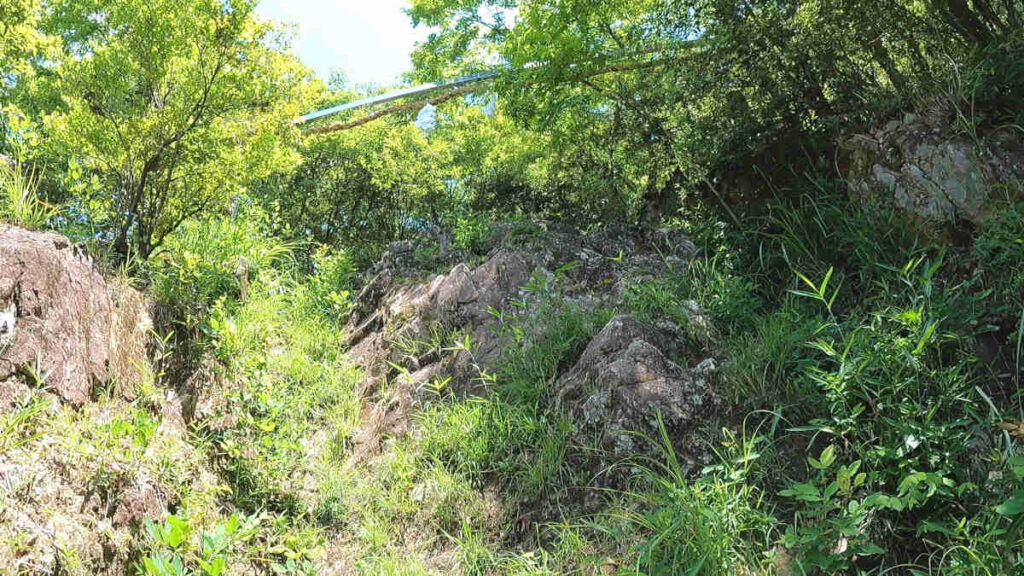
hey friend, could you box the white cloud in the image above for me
[257,0,431,86]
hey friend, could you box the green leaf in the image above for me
[1009,456,1024,479]
[225,513,239,536]
[819,267,833,298]
[199,557,226,576]
[913,320,938,354]
[824,481,839,499]
[145,518,160,543]
[857,543,885,556]
[788,289,820,301]
[781,483,822,502]
[819,445,836,469]
[996,492,1024,516]
[795,270,818,293]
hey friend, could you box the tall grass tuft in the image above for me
[0,159,57,230]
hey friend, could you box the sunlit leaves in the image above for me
[27,0,313,257]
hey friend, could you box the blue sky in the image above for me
[256,0,430,87]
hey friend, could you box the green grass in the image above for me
[118,186,1024,575]
[9,181,1018,574]
[231,190,1022,574]
[0,156,57,230]
[709,186,1024,575]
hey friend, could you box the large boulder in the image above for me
[0,228,197,574]
[558,315,720,463]
[0,226,151,406]
[844,111,1024,223]
[350,251,536,376]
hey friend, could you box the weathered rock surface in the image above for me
[346,250,538,458]
[346,224,707,463]
[558,315,720,462]
[0,226,152,406]
[0,227,209,575]
[844,111,1024,222]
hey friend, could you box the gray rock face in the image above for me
[345,250,537,459]
[0,226,151,407]
[558,315,720,462]
[345,225,708,464]
[844,112,1024,222]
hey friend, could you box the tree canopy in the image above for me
[11,0,313,257]
[400,0,1022,219]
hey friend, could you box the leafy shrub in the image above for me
[973,203,1024,316]
[138,512,318,576]
[776,258,1012,571]
[149,202,294,320]
[293,245,355,323]
[451,213,493,253]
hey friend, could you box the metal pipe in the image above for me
[297,70,500,124]
[297,41,696,127]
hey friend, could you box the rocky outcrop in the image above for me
[346,250,538,459]
[844,111,1024,223]
[0,227,202,574]
[0,226,151,406]
[345,224,707,463]
[0,226,201,569]
[558,315,720,462]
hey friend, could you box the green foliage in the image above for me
[207,270,360,511]
[292,245,355,323]
[0,154,56,230]
[778,446,887,573]
[954,28,1024,126]
[623,253,759,345]
[0,393,48,456]
[149,205,360,529]
[259,121,451,262]
[24,0,311,258]
[128,208,356,574]
[139,513,317,576]
[407,0,1021,220]
[0,0,56,98]
[719,304,822,406]
[708,191,1024,573]
[451,213,494,253]
[149,202,294,328]
[419,290,608,502]
[617,419,778,576]
[495,284,612,403]
[973,202,1024,315]
[3,1,1024,573]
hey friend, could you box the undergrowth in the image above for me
[133,184,1024,575]
[109,175,1024,576]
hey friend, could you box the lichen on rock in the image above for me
[844,110,1024,223]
